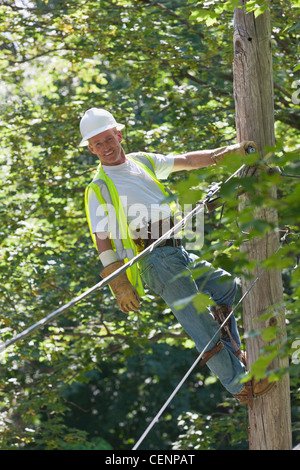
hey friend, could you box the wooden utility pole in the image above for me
[233,3,292,449]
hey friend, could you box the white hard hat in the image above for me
[79,107,124,146]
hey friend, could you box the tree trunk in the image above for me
[233,3,292,450]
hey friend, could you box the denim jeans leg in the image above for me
[188,254,241,355]
[139,246,245,395]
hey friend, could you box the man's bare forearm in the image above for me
[171,141,257,172]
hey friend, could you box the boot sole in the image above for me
[253,380,275,398]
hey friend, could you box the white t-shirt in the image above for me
[88,153,174,235]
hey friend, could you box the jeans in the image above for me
[138,245,246,395]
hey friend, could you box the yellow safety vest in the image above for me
[85,153,172,297]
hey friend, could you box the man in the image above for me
[80,107,274,405]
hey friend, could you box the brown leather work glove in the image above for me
[211,140,258,164]
[100,260,140,314]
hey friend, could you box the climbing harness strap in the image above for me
[211,304,243,361]
[133,217,182,251]
[199,340,224,367]
[211,304,233,340]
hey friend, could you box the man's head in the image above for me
[88,127,125,166]
[79,107,126,166]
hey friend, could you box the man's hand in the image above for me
[100,260,140,313]
[211,140,258,164]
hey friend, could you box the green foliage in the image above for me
[172,404,249,450]
[0,0,299,450]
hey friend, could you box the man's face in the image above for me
[88,128,125,166]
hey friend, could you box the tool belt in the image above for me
[133,218,181,250]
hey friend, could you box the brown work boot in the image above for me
[233,376,275,407]
[233,381,253,405]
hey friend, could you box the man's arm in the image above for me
[95,231,120,266]
[171,141,257,173]
[95,232,114,257]
[171,150,215,172]
[94,231,140,313]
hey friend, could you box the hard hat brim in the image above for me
[79,122,125,147]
